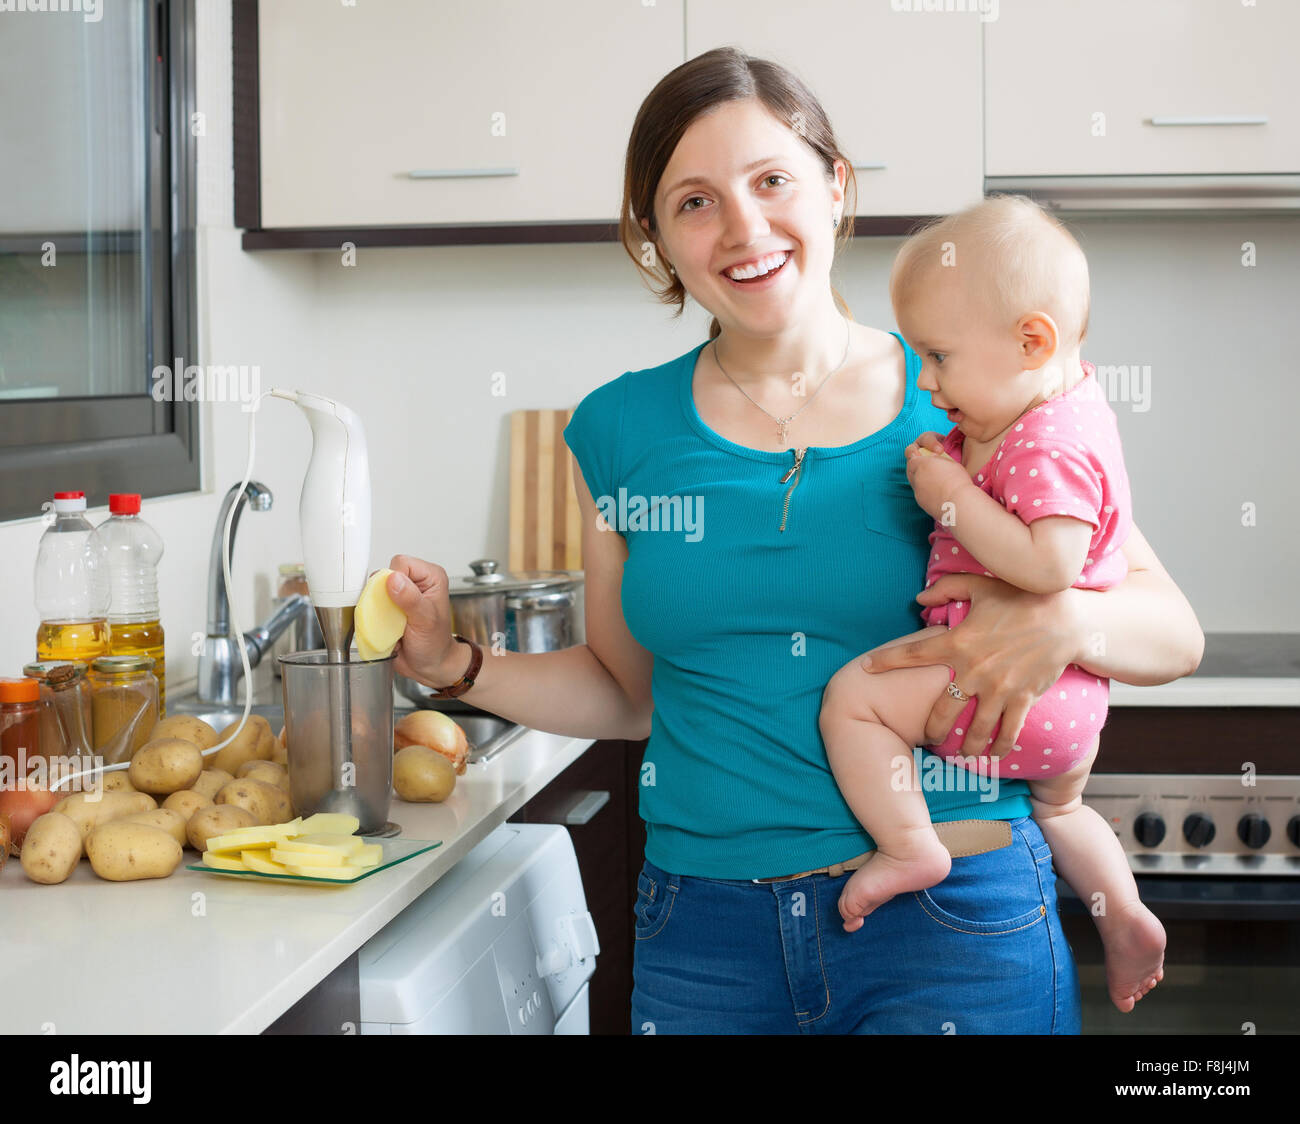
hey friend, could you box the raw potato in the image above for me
[118,808,188,849]
[186,804,258,851]
[354,568,408,661]
[210,715,275,777]
[237,760,290,793]
[395,710,468,775]
[215,778,288,826]
[271,727,289,766]
[20,813,83,885]
[52,790,159,852]
[151,714,219,753]
[86,821,183,882]
[393,744,456,803]
[162,789,212,823]
[128,737,204,795]
[191,768,233,801]
[100,772,137,794]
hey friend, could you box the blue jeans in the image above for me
[630,816,1081,1034]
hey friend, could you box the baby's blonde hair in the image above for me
[890,193,1091,351]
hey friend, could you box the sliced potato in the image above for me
[297,812,360,836]
[186,804,258,851]
[201,851,248,871]
[353,568,407,661]
[283,863,363,880]
[204,819,304,853]
[243,850,290,875]
[269,846,345,867]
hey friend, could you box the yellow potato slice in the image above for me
[269,847,345,867]
[353,569,407,661]
[296,813,360,836]
[243,850,290,875]
[202,851,248,871]
[204,819,304,853]
[278,833,365,856]
[283,863,364,881]
[353,843,382,867]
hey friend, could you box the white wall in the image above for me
[0,1,1294,690]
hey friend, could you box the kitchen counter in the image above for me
[0,725,595,1035]
[1110,631,1299,707]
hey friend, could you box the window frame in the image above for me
[0,0,199,522]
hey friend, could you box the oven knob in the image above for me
[1236,814,1271,849]
[1182,813,1215,848]
[1289,817,1300,848]
[1133,813,1166,848]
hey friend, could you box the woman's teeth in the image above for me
[725,251,790,282]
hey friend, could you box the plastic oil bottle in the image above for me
[92,494,168,716]
[34,491,111,664]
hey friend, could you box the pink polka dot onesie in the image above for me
[921,361,1133,778]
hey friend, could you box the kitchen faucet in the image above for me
[196,481,311,705]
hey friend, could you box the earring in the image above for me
[832,214,840,230]
[668,264,676,274]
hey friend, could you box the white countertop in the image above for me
[0,726,595,1035]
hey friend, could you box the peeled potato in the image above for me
[354,568,407,661]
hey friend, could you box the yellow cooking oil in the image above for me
[108,619,167,717]
[36,619,111,664]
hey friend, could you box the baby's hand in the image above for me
[905,437,972,518]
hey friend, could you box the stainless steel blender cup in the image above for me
[279,650,394,835]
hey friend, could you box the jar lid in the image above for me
[450,558,579,596]
[22,661,88,686]
[278,562,305,575]
[0,677,41,703]
[91,654,155,674]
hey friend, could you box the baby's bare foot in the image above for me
[1097,899,1166,1013]
[838,831,951,933]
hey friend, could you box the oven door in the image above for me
[1057,876,1300,1034]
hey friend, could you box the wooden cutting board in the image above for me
[508,408,583,572]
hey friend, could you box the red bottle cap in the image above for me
[0,678,41,704]
[53,491,85,500]
[109,494,142,515]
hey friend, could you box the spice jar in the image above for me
[0,677,42,780]
[22,661,93,765]
[272,563,315,676]
[88,655,159,766]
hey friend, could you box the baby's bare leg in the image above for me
[820,626,955,932]
[1030,738,1166,1013]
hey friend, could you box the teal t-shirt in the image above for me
[564,332,1033,879]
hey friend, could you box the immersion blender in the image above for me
[269,389,373,823]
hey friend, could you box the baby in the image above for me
[818,195,1166,1013]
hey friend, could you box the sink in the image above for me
[166,690,526,764]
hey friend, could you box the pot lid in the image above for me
[449,558,579,596]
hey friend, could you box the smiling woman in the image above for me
[388,45,1204,1036]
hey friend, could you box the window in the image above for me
[0,0,198,521]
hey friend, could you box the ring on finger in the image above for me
[946,681,970,703]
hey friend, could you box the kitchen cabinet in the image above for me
[685,0,984,218]
[509,735,649,1035]
[985,0,1300,177]
[254,0,683,229]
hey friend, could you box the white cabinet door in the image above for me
[685,1,984,217]
[986,0,1300,176]
[258,0,683,228]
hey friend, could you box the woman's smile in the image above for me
[720,248,793,290]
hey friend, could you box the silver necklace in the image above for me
[712,316,852,445]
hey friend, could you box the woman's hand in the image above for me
[381,555,465,687]
[863,573,1084,757]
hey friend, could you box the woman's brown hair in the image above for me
[619,46,857,341]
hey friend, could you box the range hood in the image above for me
[985,174,1300,215]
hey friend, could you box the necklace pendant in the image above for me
[777,417,791,444]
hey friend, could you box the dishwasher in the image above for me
[358,823,599,1034]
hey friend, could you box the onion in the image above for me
[0,812,10,868]
[394,711,469,775]
[0,784,59,848]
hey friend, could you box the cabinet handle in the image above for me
[405,166,521,179]
[852,161,887,171]
[1147,115,1268,127]
[563,789,610,826]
